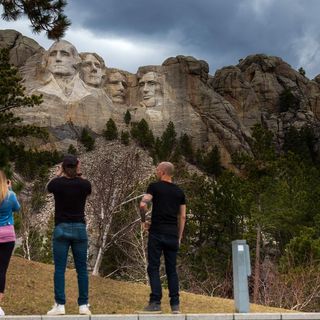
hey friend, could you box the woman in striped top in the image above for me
[0,170,21,317]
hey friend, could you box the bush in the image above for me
[120,131,130,146]
[179,133,194,162]
[124,110,131,125]
[130,119,154,149]
[104,118,118,140]
[279,88,300,113]
[80,128,95,151]
[67,144,77,155]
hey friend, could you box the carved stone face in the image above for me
[47,41,78,76]
[107,72,128,104]
[139,72,162,107]
[81,54,103,87]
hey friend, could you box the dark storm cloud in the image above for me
[65,0,320,77]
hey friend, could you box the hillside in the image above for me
[3,256,287,315]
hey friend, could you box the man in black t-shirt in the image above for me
[46,155,92,316]
[139,162,186,314]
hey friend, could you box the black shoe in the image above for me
[171,304,181,314]
[139,302,162,313]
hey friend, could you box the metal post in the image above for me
[232,239,251,313]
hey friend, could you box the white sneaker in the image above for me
[79,304,91,315]
[47,303,65,315]
[0,307,5,316]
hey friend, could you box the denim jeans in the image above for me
[147,232,179,306]
[53,222,88,305]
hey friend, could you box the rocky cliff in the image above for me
[212,54,320,149]
[1,29,320,166]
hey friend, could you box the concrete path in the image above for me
[2,313,320,320]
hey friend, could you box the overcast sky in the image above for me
[1,0,320,78]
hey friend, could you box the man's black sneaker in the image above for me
[139,302,162,313]
[171,304,181,314]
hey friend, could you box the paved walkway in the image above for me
[2,313,320,320]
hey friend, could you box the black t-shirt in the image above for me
[147,180,186,236]
[47,176,92,226]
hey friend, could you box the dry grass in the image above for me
[2,256,288,315]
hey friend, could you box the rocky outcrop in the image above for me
[0,29,43,66]
[211,54,320,152]
[130,57,251,165]
[211,54,312,127]
[2,30,320,166]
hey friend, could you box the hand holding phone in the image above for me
[56,164,63,177]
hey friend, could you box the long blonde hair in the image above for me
[0,170,9,203]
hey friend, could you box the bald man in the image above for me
[139,162,186,314]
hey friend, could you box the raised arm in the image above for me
[46,164,63,192]
[139,193,153,223]
[10,191,21,212]
[7,180,21,212]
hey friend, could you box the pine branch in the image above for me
[0,0,71,40]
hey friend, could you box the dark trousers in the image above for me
[0,241,15,293]
[147,232,179,306]
[53,223,88,305]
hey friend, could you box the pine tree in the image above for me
[0,144,9,168]
[120,131,130,146]
[124,110,131,125]
[298,67,306,77]
[151,137,162,164]
[179,133,194,162]
[14,148,61,180]
[283,126,316,163]
[130,119,154,149]
[1,1,70,40]
[279,88,300,113]
[195,148,204,165]
[0,48,42,112]
[80,128,95,151]
[250,123,276,162]
[0,48,48,170]
[104,118,118,140]
[157,121,177,160]
[67,144,77,155]
[202,146,222,176]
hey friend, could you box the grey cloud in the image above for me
[65,0,320,77]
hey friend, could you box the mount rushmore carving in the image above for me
[2,29,320,167]
[6,35,250,166]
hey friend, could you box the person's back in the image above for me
[46,155,92,316]
[47,176,91,225]
[139,162,186,314]
[148,180,185,236]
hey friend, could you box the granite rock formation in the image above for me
[211,54,320,148]
[2,30,320,166]
[0,29,43,67]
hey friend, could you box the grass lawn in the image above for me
[2,256,288,315]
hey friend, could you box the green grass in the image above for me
[2,256,289,315]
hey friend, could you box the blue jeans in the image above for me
[53,222,88,305]
[147,232,179,306]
